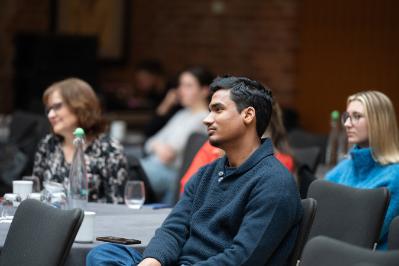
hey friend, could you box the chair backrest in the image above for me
[172,132,208,203]
[296,164,317,199]
[177,132,208,179]
[287,129,328,163]
[292,146,321,174]
[0,199,84,266]
[307,179,390,249]
[301,236,399,266]
[388,216,399,249]
[288,198,317,266]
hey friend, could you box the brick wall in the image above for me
[297,0,399,132]
[103,0,299,107]
[2,1,397,134]
[0,0,299,111]
[0,0,49,113]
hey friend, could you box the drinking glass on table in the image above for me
[42,181,67,209]
[0,193,21,223]
[124,181,145,209]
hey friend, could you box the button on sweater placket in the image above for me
[217,171,224,183]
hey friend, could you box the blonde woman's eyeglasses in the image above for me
[341,111,364,125]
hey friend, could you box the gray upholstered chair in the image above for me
[0,199,84,266]
[307,179,389,249]
[173,132,208,203]
[288,198,317,266]
[292,146,321,174]
[177,132,208,179]
[388,215,399,250]
[301,236,399,266]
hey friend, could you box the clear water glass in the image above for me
[0,193,21,223]
[42,181,67,209]
[124,181,145,209]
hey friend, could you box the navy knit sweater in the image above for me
[143,139,303,265]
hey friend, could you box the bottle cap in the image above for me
[73,128,85,138]
[331,110,340,121]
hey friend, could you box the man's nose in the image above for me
[203,112,213,126]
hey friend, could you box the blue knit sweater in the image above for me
[326,146,399,249]
[143,139,303,265]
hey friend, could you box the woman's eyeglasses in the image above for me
[45,102,63,115]
[341,111,364,125]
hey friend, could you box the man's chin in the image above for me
[209,137,221,148]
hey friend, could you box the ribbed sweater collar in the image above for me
[216,138,274,178]
[350,145,376,176]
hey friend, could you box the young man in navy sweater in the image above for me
[87,76,303,266]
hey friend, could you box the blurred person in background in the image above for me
[33,78,128,203]
[263,100,295,173]
[141,66,214,204]
[104,60,167,111]
[179,100,294,193]
[143,76,182,138]
[325,90,399,249]
[128,60,167,109]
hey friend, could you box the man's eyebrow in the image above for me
[209,102,225,110]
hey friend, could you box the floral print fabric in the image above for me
[33,134,128,203]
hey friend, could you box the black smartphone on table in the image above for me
[96,236,141,245]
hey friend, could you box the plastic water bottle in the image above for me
[66,128,88,210]
[325,110,340,167]
[337,126,348,162]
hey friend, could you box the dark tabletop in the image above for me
[0,202,171,266]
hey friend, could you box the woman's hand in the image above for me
[156,89,178,116]
[153,142,176,164]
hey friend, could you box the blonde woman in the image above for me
[325,90,399,249]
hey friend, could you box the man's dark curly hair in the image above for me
[210,76,273,138]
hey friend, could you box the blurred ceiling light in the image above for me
[211,0,225,15]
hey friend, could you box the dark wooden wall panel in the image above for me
[296,0,399,133]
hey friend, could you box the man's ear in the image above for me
[242,107,256,125]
